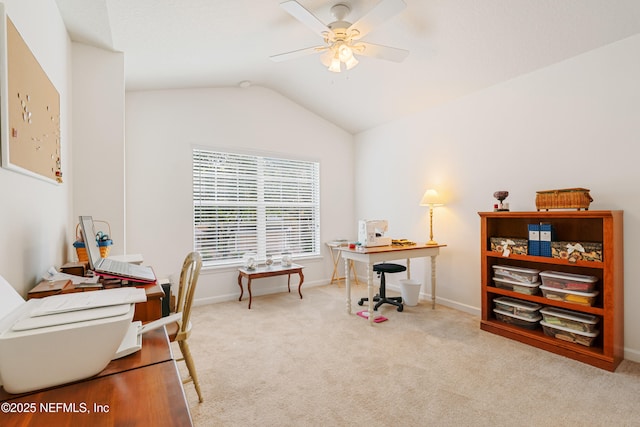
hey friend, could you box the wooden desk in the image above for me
[0,328,173,400]
[237,264,304,309]
[341,244,446,324]
[0,328,193,426]
[131,282,164,322]
[28,280,165,323]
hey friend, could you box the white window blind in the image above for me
[193,148,320,267]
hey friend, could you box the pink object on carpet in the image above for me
[356,310,388,323]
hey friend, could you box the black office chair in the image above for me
[358,263,407,312]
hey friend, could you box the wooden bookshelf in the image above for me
[479,211,624,371]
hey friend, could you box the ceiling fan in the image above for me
[270,0,409,72]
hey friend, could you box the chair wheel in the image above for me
[397,305,404,312]
[358,300,364,306]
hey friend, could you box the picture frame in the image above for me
[0,4,62,184]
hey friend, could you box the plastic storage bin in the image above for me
[492,265,540,284]
[539,271,598,292]
[540,307,600,333]
[540,321,599,347]
[539,285,599,306]
[493,276,540,295]
[493,297,541,320]
[493,308,541,330]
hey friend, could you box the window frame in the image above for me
[192,147,321,268]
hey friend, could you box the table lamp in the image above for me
[419,189,444,245]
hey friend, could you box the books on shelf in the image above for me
[528,224,540,256]
[528,223,553,257]
[540,223,554,257]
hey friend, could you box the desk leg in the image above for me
[406,258,411,279]
[367,262,374,325]
[297,270,304,299]
[237,274,244,301]
[431,255,437,309]
[247,278,253,309]
[345,257,351,313]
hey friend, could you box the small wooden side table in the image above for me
[237,264,304,309]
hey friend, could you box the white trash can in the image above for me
[399,279,421,306]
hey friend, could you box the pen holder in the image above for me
[98,239,113,258]
[73,241,89,263]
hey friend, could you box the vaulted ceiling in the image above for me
[55,0,640,134]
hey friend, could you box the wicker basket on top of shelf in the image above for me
[536,188,593,211]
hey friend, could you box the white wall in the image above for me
[354,35,640,361]
[71,43,125,254]
[0,0,71,297]
[124,87,355,303]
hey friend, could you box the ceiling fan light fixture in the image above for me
[325,41,358,72]
[338,43,353,62]
[328,55,342,72]
[273,0,408,72]
[345,55,359,70]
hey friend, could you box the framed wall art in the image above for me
[0,5,62,184]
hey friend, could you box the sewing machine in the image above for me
[358,220,392,247]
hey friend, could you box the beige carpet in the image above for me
[174,284,640,427]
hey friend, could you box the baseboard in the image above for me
[624,347,640,363]
[385,283,480,316]
[432,296,480,316]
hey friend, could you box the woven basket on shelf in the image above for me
[535,188,593,211]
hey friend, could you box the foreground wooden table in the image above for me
[237,263,304,309]
[0,328,193,426]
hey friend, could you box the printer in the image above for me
[358,220,392,247]
[0,275,146,394]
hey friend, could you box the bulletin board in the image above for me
[0,6,62,184]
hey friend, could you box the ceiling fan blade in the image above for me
[270,46,326,62]
[280,0,335,39]
[355,42,409,62]
[349,0,407,39]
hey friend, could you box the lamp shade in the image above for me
[419,189,443,206]
[328,56,341,73]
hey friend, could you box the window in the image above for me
[193,148,320,267]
